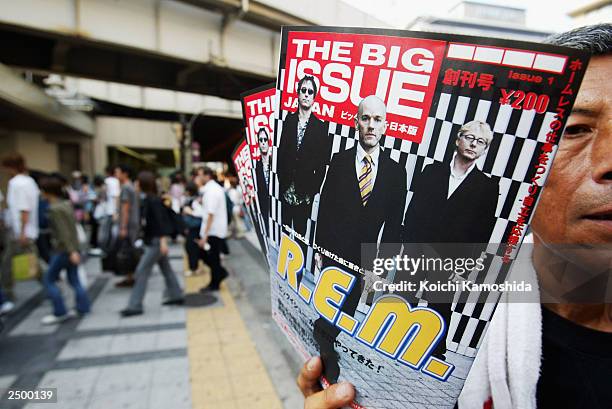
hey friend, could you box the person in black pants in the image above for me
[120,171,184,317]
[181,182,203,276]
[197,167,230,292]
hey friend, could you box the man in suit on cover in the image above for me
[402,119,499,359]
[254,127,271,235]
[277,75,331,252]
[313,95,407,383]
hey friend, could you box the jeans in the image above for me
[43,252,90,317]
[127,238,183,311]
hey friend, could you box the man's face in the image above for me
[298,80,315,110]
[356,97,387,151]
[258,130,270,155]
[455,131,489,162]
[532,55,612,245]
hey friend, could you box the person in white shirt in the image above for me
[0,153,40,302]
[198,167,229,291]
[0,188,13,314]
[104,165,120,220]
[98,165,120,254]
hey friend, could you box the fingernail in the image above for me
[336,382,352,399]
[306,357,317,370]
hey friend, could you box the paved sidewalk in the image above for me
[0,250,190,409]
[0,238,304,409]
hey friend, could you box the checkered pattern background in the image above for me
[268,91,558,357]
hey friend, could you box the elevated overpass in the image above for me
[0,0,388,100]
[0,0,388,175]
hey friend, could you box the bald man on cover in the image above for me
[313,95,407,383]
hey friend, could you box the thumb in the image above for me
[304,381,355,409]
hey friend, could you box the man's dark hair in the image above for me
[137,171,157,195]
[39,176,64,197]
[93,175,105,187]
[1,153,26,173]
[297,75,318,97]
[105,165,115,176]
[172,172,185,184]
[257,127,269,140]
[545,23,612,55]
[116,164,133,179]
[201,166,215,178]
[185,181,199,197]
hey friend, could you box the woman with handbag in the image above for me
[120,171,184,317]
[39,177,90,325]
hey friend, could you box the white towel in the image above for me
[459,241,542,409]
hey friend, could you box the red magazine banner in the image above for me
[240,84,276,263]
[242,86,277,160]
[231,140,254,207]
[280,31,446,142]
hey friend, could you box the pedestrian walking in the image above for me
[99,165,120,270]
[181,182,203,276]
[121,171,184,317]
[0,189,14,315]
[169,172,185,213]
[0,153,40,301]
[114,164,140,287]
[89,175,105,253]
[198,167,229,292]
[39,177,90,325]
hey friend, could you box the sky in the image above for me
[343,0,597,31]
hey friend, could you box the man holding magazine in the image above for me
[298,23,612,409]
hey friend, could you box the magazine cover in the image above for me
[266,26,589,408]
[231,139,269,263]
[240,83,277,264]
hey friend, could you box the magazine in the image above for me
[239,84,278,264]
[254,27,589,408]
[231,139,269,263]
